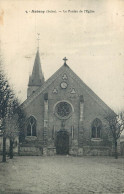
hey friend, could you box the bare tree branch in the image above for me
[106,112,124,159]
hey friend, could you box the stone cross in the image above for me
[63,57,68,64]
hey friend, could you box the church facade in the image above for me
[19,50,116,156]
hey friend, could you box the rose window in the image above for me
[54,101,73,119]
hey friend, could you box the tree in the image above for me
[106,113,124,159]
[5,100,19,159]
[0,58,26,161]
[15,103,26,144]
[6,98,26,159]
[0,64,13,162]
[5,115,18,159]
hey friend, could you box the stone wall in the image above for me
[23,68,115,156]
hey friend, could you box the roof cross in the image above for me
[63,57,68,65]
[37,33,40,50]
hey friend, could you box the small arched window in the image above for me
[27,116,36,136]
[92,118,102,138]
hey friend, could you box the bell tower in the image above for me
[27,49,44,97]
[27,34,44,97]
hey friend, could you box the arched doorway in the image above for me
[56,130,69,155]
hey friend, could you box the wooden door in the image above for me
[56,130,69,155]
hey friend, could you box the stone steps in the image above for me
[19,146,43,156]
[19,142,43,156]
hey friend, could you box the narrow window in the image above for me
[92,118,102,138]
[27,116,36,136]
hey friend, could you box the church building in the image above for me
[19,49,116,156]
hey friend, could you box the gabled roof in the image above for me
[28,50,44,86]
[22,63,116,116]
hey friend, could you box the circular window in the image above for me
[54,101,73,120]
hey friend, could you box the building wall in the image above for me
[22,69,114,156]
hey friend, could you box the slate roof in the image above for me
[28,50,44,86]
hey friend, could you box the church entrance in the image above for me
[56,130,69,155]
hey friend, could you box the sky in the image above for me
[0,0,124,113]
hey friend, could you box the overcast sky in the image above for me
[0,0,124,113]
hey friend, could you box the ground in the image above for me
[0,156,124,194]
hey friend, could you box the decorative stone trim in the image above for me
[25,136,38,141]
[52,88,58,94]
[43,96,48,146]
[70,88,76,94]
[62,73,68,80]
[53,100,74,120]
[91,138,103,142]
